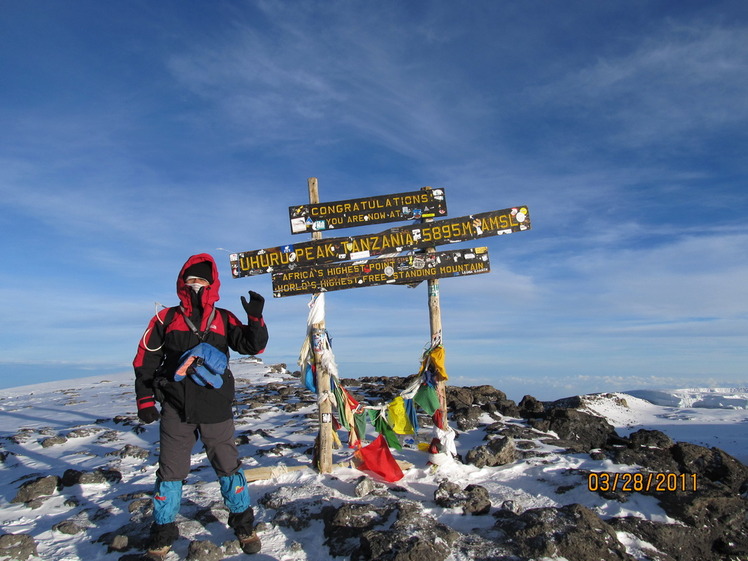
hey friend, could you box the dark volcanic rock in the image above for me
[465,435,517,468]
[452,406,483,431]
[493,503,635,561]
[105,444,150,460]
[186,539,223,561]
[434,481,491,515]
[0,533,38,560]
[670,442,748,493]
[40,435,68,448]
[518,395,545,418]
[11,475,60,504]
[323,502,390,558]
[610,515,741,561]
[97,521,151,552]
[446,386,475,409]
[448,385,519,419]
[654,485,748,559]
[628,428,674,449]
[62,468,123,486]
[355,500,459,561]
[261,487,328,532]
[52,520,84,535]
[609,445,680,473]
[531,408,615,451]
[324,500,459,561]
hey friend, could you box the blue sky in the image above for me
[1,0,746,401]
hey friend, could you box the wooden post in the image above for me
[309,177,334,473]
[421,187,449,422]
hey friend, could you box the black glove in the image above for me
[137,396,160,424]
[137,406,160,424]
[241,291,265,319]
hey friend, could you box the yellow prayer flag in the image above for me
[387,396,415,435]
[423,345,448,380]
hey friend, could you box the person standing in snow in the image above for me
[133,253,268,559]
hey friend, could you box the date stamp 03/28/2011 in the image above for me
[587,472,699,493]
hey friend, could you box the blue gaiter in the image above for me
[219,471,251,513]
[153,479,183,525]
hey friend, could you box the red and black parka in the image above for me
[133,254,268,424]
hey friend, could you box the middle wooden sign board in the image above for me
[229,205,530,279]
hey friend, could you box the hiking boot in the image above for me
[237,531,262,554]
[145,521,178,560]
[144,545,170,560]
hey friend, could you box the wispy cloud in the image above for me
[165,3,492,163]
[527,22,748,151]
[560,231,748,319]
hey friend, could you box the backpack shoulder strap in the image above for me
[163,306,179,327]
[178,306,217,342]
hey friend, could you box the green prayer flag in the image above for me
[353,411,367,444]
[331,383,350,431]
[367,409,401,450]
[414,384,440,415]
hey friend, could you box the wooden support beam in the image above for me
[309,177,334,474]
[422,186,448,422]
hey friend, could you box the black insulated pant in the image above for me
[157,402,241,481]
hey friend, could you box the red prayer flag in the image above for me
[353,434,404,482]
[432,408,446,430]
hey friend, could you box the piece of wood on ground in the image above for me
[244,459,415,482]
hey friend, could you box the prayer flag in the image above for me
[368,409,402,450]
[354,434,404,482]
[387,396,415,435]
[414,384,440,415]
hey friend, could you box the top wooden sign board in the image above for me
[288,189,447,234]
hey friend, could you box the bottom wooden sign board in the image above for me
[272,247,490,297]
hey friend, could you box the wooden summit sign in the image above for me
[271,247,490,297]
[288,188,447,234]
[230,206,530,278]
[230,179,534,474]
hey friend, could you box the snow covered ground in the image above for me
[582,388,748,463]
[0,360,746,560]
